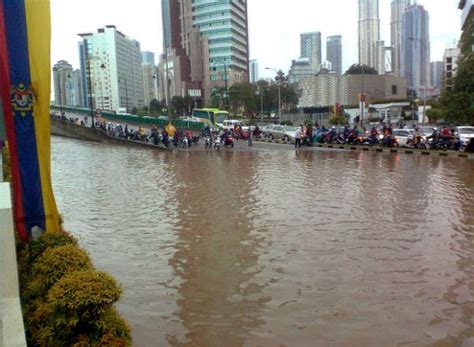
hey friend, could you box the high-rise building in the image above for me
[430,61,443,90]
[78,25,144,113]
[358,0,381,68]
[459,0,474,54]
[78,41,88,106]
[326,35,342,75]
[53,60,73,108]
[443,48,460,92]
[288,58,314,84]
[142,63,157,108]
[249,60,259,83]
[391,0,411,76]
[159,0,249,104]
[53,61,84,108]
[300,32,322,73]
[142,51,155,65]
[401,4,430,97]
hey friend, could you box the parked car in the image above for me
[261,125,275,137]
[267,125,297,141]
[221,120,253,132]
[455,126,474,148]
[418,126,435,137]
[392,129,415,147]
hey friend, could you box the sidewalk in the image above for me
[0,154,27,346]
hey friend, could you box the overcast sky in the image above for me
[51,0,461,78]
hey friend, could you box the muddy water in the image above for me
[51,137,474,347]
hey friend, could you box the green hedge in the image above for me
[18,231,131,346]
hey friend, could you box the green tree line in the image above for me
[427,53,474,125]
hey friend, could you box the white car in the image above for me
[455,126,474,147]
[221,120,253,132]
[392,129,415,147]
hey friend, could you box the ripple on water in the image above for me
[51,137,474,346]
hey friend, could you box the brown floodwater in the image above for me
[51,136,474,347]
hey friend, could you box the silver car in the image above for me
[267,126,297,142]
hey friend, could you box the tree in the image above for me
[345,64,378,75]
[149,99,162,115]
[428,53,474,125]
[130,107,138,115]
[183,95,194,114]
[171,96,185,116]
[228,82,257,116]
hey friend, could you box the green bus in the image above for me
[192,108,229,126]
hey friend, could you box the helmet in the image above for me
[433,127,438,131]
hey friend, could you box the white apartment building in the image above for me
[299,73,348,107]
[443,48,460,92]
[79,25,144,113]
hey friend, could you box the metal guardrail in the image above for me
[50,106,205,131]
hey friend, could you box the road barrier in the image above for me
[254,138,474,158]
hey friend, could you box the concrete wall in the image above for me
[0,174,27,346]
[50,117,167,150]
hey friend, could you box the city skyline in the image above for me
[51,0,460,80]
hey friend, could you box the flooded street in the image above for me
[51,136,474,346]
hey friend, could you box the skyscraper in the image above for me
[53,61,84,108]
[249,60,259,83]
[326,35,342,75]
[159,0,249,104]
[79,26,144,112]
[391,0,411,76]
[142,51,155,65]
[53,60,73,107]
[358,0,380,68]
[300,32,322,73]
[430,61,443,90]
[401,4,430,95]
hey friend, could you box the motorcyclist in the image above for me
[440,126,452,140]
[202,124,211,138]
[368,127,379,145]
[426,128,440,143]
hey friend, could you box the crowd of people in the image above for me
[53,113,474,153]
[283,122,474,152]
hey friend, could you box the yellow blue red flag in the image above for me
[0,0,60,242]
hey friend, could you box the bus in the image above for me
[192,108,229,126]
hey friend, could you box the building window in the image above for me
[392,85,397,95]
[447,57,452,63]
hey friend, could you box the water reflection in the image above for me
[51,137,474,346]
[161,151,268,345]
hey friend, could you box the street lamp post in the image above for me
[265,67,281,119]
[119,77,129,113]
[409,37,428,126]
[212,62,229,109]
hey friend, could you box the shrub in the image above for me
[22,230,77,263]
[17,230,132,346]
[30,270,130,346]
[26,244,91,300]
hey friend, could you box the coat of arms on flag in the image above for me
[10,83,34,116]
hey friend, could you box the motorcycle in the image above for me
[224,136,234,148]
[204,136,212,149]
[214,137,222,151]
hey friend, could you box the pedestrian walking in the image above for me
[248,129,253,147]
[295,125,303,148]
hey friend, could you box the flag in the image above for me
[0,0,59,242]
